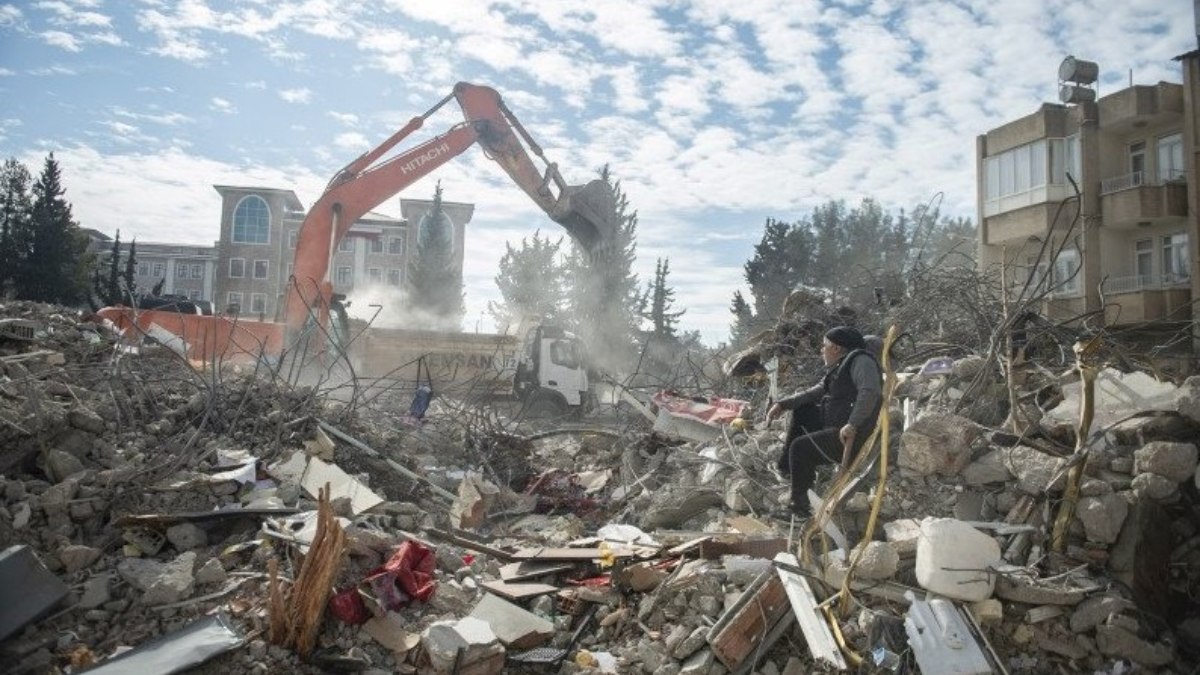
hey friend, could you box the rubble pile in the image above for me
[3,299,1200,674]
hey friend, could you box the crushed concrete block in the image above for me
[969,598,1003,624]
[1079,478,1112,496]
[1131,472,1178,500]
[883,519,920,555]
[852,541,899,580]
[59,545,102,573]
[421,616,504,674]
[1095,624,1174,667]
[78,575,111,609]
[994,568,1089,606]
[1007,446,1065,494]
[898,414,980,476]
[1177,375,1200,424]
[1047,368,1179,431]
[166,523,208,550]
[68,408,106,434]
[671,626,708,660]
[45,450,86,484]
[468,592,553,649]
[1133,441,1198,483]
[915,518,1000,601]
[195,558,227,585]
[1070,595,1136,633]
[962,450,1012,485]
[679,648,714,675]
[117,551,195,606]
[1076,493,1129,544]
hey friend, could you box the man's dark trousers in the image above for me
[777,403,864,515]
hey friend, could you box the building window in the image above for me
[367,268,382,284]
[388,237,405,255]
[176,264,188,278]
[250,293,267,314]
[229,258,245,278]
[253,260,269,279]
[370,238,384,253]
[288,230,298,249]
[136,262,148,276]
[227,292,243,312]
[1135,239,1153,285]
[1157,133,1184,183]
[232,195,270,244]
[152,262,165,277]
[189,290,202,300]
[339,238,355,253]
[335,266,353,286]
[1052,248,1081,295]
[1163,233,1190,283]
[1129,141,1146,183]
[387,269,402,286]
[190,263,203,279]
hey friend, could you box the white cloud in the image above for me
[333,132,370,150]
[328,111,358,125]
[210,97,235,113]
[279,87,312,104]
[41,29,81,51]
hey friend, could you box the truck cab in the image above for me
[513,325,591,417]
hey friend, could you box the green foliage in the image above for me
[642,257,684,339]
[566,165,642,371]
[93,230,123,306]
[489,230,568,330]
[123,239,137,297]
[0,158,34,297]
[9,154,90,305]
[408,182,465,327]
[731,198,977,343]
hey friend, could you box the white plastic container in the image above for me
[915,518,1001,601]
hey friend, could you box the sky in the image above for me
[0,0,1193,345]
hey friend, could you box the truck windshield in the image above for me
[549,340,579,369]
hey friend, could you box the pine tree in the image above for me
[744,217,809,324]
[20,154,89,304]
[123,239,138,299]
[93,230,122,305]
[729,290,754,344]
[642,257,684,339]
[566,165,641,371]
[488,230,568,331]
[0,159,33,297]
[408,182,464,329]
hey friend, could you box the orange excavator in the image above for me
[97,82,614,365]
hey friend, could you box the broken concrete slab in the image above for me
[1095,623,1175,667]
[0,545,69,641]
[468,592,554,649]
[166,522,208,551]
[1131,472,1178,500]
[420,616,505,675]
[1133,441,1198,483]
[1069,595,1136,633]
[883,518,921,555]
[1007,445,1066,494]
[1045,368,1180,431]
[994,567,1094,605]
[961,449,1013,486]
[118,551,196,606]
[898,413,981,476]
[915,518,1000,602]
[1076,492,1129,544]
[851,541,899,580]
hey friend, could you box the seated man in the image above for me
[767,326,882,517]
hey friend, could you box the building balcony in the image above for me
[1101,274,1193,325]
[1097,83,1184,135]
[1100,172,1188,227]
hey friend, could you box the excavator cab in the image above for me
[549,179,617,252]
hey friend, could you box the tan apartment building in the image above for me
[977,52,1200,356]
[212,185,473,319]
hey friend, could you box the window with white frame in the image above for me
[984,136,1079,212]
[253,260,269,279]
[227,292,243,312]
[1157,133,1184,183]
[339,238,355,252]
[250,293,266,314]
[1163,233,1190,283]
[335,266,353,285]
[191,263,203,279]
[1135,239,1153,286]
[387,269,402,286]
[367,268,382,284]
[388,237,405,255]
[189,290,201,300]
[370,238,383,253]
[229,258,245,278]
[232,195,270,244]
[152,262,165,277]
[1129,141,1146,184]
[176,264,188,278]
[1052,248,1081,295]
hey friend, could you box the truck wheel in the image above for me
[524,397,563,419]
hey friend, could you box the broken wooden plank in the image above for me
[426,528,515,562]
[725,515,773,536]
[510,546,636,562]
[773,552,847,670]
[706,566,789,671]
[498,561,576,582]
[700,537,787,560]
[480,579,559,601]
[666,536,712,556]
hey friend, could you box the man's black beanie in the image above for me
[824,326,866,351]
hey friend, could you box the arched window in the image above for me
[232,196,270,244]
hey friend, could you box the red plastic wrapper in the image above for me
[365,540,438,611]
[328,587,371,624]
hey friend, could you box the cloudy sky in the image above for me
[0,0,1192,343]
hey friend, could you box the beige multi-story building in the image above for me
[977,52,1199,356]
[212,185,473,319]
[86,230,218,307]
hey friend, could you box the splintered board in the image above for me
[706,573,790,670]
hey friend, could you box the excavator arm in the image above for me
[286,82,614,337]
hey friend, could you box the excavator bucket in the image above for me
[549,179,616,252]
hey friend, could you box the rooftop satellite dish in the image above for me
[1060,84,1097,104]
[1058,56,1099,84]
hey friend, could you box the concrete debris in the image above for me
[2,300,1200,674]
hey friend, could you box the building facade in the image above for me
[977,57,1198,351]
[86,230,219,305]
[211,185,473,319]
